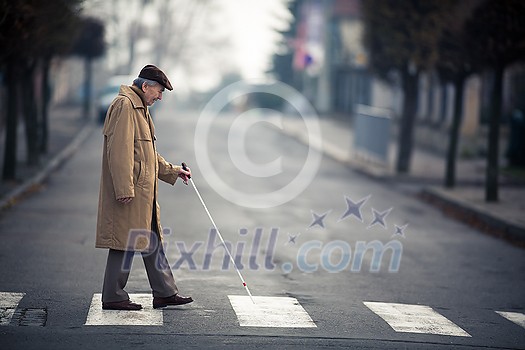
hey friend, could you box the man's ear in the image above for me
[141,82,147,92]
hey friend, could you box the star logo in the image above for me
[286,233,300,245]
[339,195,371,222]
[367,207,393,229]
[308,210,330,229]
[393,224,408,238]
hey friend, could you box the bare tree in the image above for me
[151,0,208,67]
[466,0,525,202]
[1,0,82,178]
[362,0,455,174]
[70,17,106,120]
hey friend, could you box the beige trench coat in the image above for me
[96,85,181,252]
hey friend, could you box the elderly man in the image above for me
[96,65,193,310]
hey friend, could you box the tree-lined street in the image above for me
[2,1,525,348]
[1,101,524,349]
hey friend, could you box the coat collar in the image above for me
[119,85,148,110]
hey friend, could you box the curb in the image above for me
[0,123,95,211]
[419,187,525,247]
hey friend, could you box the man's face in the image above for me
[142,82,164,106]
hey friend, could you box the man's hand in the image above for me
[117,197,133,204]
[179,165,191,185]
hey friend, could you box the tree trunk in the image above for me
[2,59,19,180]
[485,65,503,202]
[396,68,420,173]
[444,76,465,188]
[39,57,51,154]
[22,61,40,166]
[83,57,92,120]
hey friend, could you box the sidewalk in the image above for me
[280,114,525,247]
[0,104,94,210]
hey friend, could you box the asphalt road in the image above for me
[0,101,524,349]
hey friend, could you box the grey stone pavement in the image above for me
[1,106,524,248]
[0,104,92,209]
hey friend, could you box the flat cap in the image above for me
[138,64,173,91]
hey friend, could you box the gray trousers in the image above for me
[101,233,178,303]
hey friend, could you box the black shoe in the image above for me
[153,294,193,308]
[102,299,143,310]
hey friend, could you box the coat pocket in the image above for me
[135,137,153,159]
[136,160,145,188]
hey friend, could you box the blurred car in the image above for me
[97,75,135,124]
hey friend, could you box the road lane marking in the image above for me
[0,292,25,326]
[84,293,162,326]
[496,311,525,329]
[228,295,317,328]
[364,302,471,337]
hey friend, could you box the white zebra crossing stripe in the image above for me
[0,292,25,326]
[364,302,471,337]
[84,294,162,326]
[228,295,317,328]
[496,311,525,329]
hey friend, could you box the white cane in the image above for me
[182,163,255,304]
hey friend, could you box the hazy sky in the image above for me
[222,0,292,79]
[85,0,292,91]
